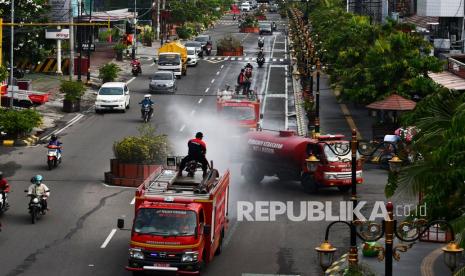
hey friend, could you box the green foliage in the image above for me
[113,125,170,164]
[142,27,154,43]
[0,66,8,82]
[240,14,259,28]
[0,109,42,139]
[176,26,195,39]
[60,81,86,102]
[99,30,112,42]
[113,43,126,53]
[308,4,443,104]
[302,98,315,113]
[111,28,121,41]
[217,35,242,51]
[98,63,121,83]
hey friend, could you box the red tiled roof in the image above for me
[402,15,438,29]
[429,71,465,90]
[366,94,416,111]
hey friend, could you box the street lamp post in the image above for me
[77,0,82,82]
[316,202,463,276]
[314,58,321,137]
[86,0,93,84]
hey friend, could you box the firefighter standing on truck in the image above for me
[178,132,209,177]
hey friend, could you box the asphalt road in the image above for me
[0,12,391,276]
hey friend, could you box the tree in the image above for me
[0,109,42,139]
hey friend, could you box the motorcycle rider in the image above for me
[257,48,265,59]
[272,21,277,31]
[258,36,264,47]
[48,134,63,157]
[178,132,209,177]
[0,172,10,209]
[27,175,50,214]
[131,59,142,73]
[139,94,154,119]
[237,69,246,94]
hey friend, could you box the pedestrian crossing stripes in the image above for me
[203,56,286,62]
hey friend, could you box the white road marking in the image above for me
[198,98,203,104]
[205,87,210,93]
[216,71,220,75]
[41,113,85,140]
[150,63,155,67]
[273,58,277,62]
[179,124,186,132]
[221,64,225,69]
[280,58,284,62]
[127,77,136,84]
[100,229,117,248]
[270,34,277,59]
[285,75,289,130]
[88,264,95,267]
[130,197,135,205]
[190,110,196,115]
[238,58,243,61]
[211,79,215,83]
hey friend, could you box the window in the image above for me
[187,49,195,55]
[98,87,124,95]
[222,106,256,121]
[153,73,173,80]
[158,54,181,65]
[133,208,197,236]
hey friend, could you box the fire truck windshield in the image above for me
[223,106,255,121]
[134,208,197,236]
[323,143,360,162]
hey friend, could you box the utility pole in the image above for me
[77,0,82,81]
[156,0,160,40]
[86,0,93,83]
[56,25,63,75]
[132,0,137,59]
[69,0,75,80]
[9,0,15,108]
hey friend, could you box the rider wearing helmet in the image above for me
[178,132,209,177]
[27,175,50,213]
[139,94,154,119]
[48,134,63,156]
[0,171,10,208]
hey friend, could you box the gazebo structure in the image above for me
[366,94,417,141]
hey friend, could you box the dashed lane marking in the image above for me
[216,71,220,75]
[190,110,196,115]
[198,98,203,104]
[221,64,224,69]
[205,87,210,93]
[179,124,186,132]
[211,79,215,84]
[127,77,136,84]
[100,229,117,248]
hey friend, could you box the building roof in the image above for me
[77,9,136,22]
[402,15,438,30]
[429,71,465,90]
[366,94,416,111]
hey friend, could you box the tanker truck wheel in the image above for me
[241,162,264,184]
[301,173,318,194]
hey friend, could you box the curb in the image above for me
[2,134,39,147]
[291,61,308,137]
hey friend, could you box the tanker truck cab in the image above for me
[216,87,261,131]
[242,130,363,193]
[120,157,230,275]
[158,52,182,77]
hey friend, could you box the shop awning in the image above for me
[78,9,136,22]
[429,71,465,91]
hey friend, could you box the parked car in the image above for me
[149,71,177,93]
[95,82,130,113]
[269,4,278,12]
[184,41,203,57]
[259,23,273,35]
[186,47,199,66]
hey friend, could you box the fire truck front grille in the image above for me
[143,251,183,262]
[336,173,352,179]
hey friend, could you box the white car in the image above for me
[241,3,251,11]
[186,47,198,66]
[95,82,131,113]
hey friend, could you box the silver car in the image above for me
[149,71,177,93]
[185,41,203,57]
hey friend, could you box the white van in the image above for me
[241,2,251,11]
[95,82,130,113]
[186,47,198,66]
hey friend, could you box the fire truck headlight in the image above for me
[356,171,362,178]
[324,173,336,180]
[129,248,144,260]
[181,251,199,262]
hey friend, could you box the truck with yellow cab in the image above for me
[158,41,188,78]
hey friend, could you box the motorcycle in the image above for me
[0,192,8,214]
[257,56,265,68]
[26,193,46,224]
[258,39,264,48]
[233,14,236,20]
[142,104,152,123]
[131,63,142,76]
[46,145,62,170]
[205,44,212,56]
[272,22,277,31]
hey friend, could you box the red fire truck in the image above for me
[241,130,363,193]
[216,88,261,131]
[118,157,230,275]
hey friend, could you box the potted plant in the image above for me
[113,43,126,61]
[0,108,42,145]
[254,7,266,20]
[61,80,86,113]
[239,15,259,33]
[98,63,121,83]
[105,125,171,187]
[216,35,243,56]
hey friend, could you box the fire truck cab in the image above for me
[119,157,230,275]
[242,130,363,193]
[216,86,261,131]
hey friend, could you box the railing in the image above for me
[448,57,465,79]
[454,265,465,276]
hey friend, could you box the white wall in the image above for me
[417,0,464,17]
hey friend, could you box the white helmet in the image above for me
[144,94,151,99]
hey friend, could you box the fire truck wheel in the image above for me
[241,163,264,183]
[301,173,318,194]
[337,186,351,193]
